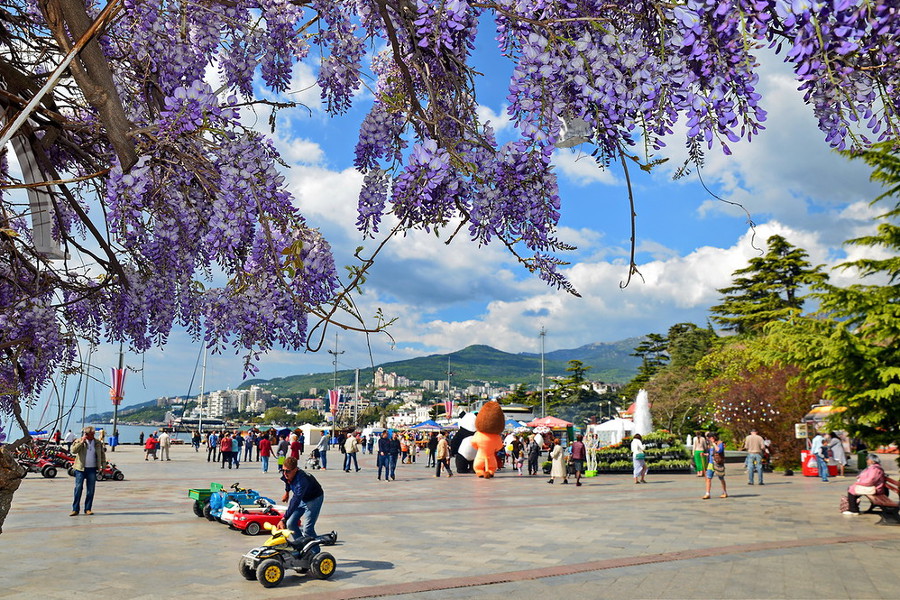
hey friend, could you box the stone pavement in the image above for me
[2,445,898,599]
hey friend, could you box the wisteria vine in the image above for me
[1,0,899,425]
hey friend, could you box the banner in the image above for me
[329,389,341,414]
[444,399,453,418]
[110,368,126,405]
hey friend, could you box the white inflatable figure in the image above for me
[634,389,653,436]
[450,411,478,473]
[586,433,599,472]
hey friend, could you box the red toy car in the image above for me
[230,499,285,535]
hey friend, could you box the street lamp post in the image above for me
[328,333,344,425]
[539,326,546,418]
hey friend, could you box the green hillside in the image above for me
[242,340,642,397]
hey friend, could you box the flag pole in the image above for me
[111,343,124,451]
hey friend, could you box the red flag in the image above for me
[329,389,341,413]
[444,400,453,418]
[110,368,126,406]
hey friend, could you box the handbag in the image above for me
[635,452,645,461]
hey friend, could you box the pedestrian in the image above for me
[631,433,647,484]
[703,432,728,499]
[435,432,453,477]
[366,434,374,455]
[64,429,76,452]
[827,431,847,477]
[400,435,410,464]
[232,431,243,468]
[741,428,765,485]
[810,430,830,482]
[206,430,219,462]
[548,436,567,484]
[138,431,145,446]
[692,431,708,477]
[526,435,540,476]
[843,453,886,516]
[278,456,326,552]
[570,434,586,486]
[409,434,418,463]
[289,433,301,460]
[220,433,233,469]
[316,431,330,470]
[377,430,390,481]
[245,431,256,462]
[191,430,201,452]
[426,431,438,468]
[258,432,272,473]
[388,431,401,480]
[158,430,171,461]
[52,429,62,445]
[277,435,289,472]
[70,426,106,516]
[298,430,305,455]
[343,433,360,472]
[144,433,157,461]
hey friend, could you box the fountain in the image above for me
[633,389,653,436]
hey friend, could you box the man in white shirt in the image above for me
[158,430,171,461]
[70,426,106,516]
[63,429,76,452]
[810,432,829,482]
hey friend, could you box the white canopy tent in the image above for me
[587,418,635,446]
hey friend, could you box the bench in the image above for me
[863,476,900,526]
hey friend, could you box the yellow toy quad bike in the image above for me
[239,522,338,588]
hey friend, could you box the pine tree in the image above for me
[710,235,828,335]
[768,145,900,449]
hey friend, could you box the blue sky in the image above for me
[12,26,890,429]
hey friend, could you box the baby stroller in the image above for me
[305,449,321,470]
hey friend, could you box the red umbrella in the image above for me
[526,416,573,428]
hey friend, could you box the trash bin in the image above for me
[857,450,868,470]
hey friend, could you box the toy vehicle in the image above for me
[207,483,276,522]
[188,482,222,518]
[14,440,74,478]
[239,523,338,588]
[96,462,125,481]
[18,457,59,478]
[229,499,285,535]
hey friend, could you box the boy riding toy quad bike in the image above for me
[239,522,338,588]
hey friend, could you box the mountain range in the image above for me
[241,338,644,397]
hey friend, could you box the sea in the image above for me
[81,422,191,444]
[10,422,189,445]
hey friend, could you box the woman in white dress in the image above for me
[631,433,647,484]
[548,436,567,484]
[828,431,847,477]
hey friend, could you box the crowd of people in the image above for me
[59,421,891,526]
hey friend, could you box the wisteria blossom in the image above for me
[1,0,899,434]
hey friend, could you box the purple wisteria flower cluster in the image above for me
[1,0,900,419]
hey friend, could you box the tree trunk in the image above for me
[0,446,26,535]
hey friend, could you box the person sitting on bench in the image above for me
[844,453,887,515]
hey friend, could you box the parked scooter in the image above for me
[239,522,337,588]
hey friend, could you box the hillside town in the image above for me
[144,365,623,431]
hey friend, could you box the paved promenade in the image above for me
[3,445,899,599]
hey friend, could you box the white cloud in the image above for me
[553,148,619,186]
[476,103,513,134]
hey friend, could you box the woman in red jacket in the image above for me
[144,434,158,460]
